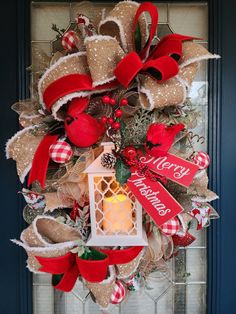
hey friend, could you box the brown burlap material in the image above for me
[85,35,125,86]
[6,125,46,183]
[139,232,174,278]
[139,41,218,110]
[11,100,42,128]
[14,216,81,271]
[55,149,94,206]
[189,171,218,202]
[85,266,116,309]
[99,1,148,53]
[178,62,198,87]
[44,192,71,212]
[116,248,144,279]
[39,52,89,97]
[138,75,185,110]
[180,41,215,67]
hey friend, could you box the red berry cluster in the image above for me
[122,146,167,185]
[100,95,128,130]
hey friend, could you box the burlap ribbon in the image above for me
[38,1,219,119]
[12,216,81,272]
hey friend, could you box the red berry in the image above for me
[112,122,120,130]
[101,116,108,123]
[107,117,114,125]
[123,146,137,160]
[102,95,110,104]
[120,98,128,106]
[115,109,122,118]
[109,98,116,106]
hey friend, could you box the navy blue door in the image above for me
[0,1,236,313]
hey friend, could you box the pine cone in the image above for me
[101,153,116,169]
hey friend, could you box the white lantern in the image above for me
[85,143,148,247]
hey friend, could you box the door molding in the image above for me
[207,0,222,313]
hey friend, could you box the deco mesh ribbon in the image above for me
[7,1,219,311]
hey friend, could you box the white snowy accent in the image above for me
[84,34,116,44]
[99,16,128,53]
[101,8,106,20]
[93,76,116,87]
[38,51,87,108]
[21,215,81,247]
[194,169,206,179]
[19,162,32,184]
[11,238,77,252]
[191,195,219,202]
[179,54,220,69]
[26,264,42,274]
[20,113,42,120]
[139,85,155,110]
[5,125,39,159]
[51,87,116,121]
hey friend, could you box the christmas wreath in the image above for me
[7,1,219,311]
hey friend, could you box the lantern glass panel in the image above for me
[93,175,137,236]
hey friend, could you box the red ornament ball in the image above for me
[109,98,116,106]
[110,281,126,304]
[107,117,114,125]
[115,109,122,118]
[120,98,128,106]
[123,146,137,160]
[191,151,210,170]
[102,95,110,104]
[49,141,73,164]
[112,122,120,130]
[101,116,108,123]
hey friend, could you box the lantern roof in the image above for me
[84,142,115,174]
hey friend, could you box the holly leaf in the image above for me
[80,248,107,260]
[115,159,131,186]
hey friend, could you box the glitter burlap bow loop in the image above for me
[112,2,220,110]
[11,216,81,273]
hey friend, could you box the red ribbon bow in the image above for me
[114,2,196,88]
[36,246,143,292]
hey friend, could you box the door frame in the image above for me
[2,0,233,313]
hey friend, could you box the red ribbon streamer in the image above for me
[43,73,118,111]
[134,2,159,60]
[28,134,59,189]
[36,246,143,292]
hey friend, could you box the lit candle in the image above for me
[103,194,133,234]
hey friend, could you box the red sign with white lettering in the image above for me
[139,153,199,187]
[127,172,183,226]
